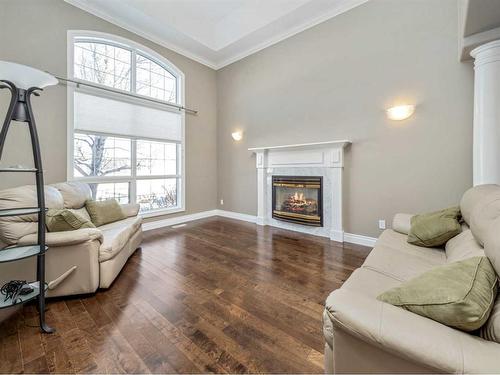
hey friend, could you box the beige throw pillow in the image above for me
[46,209,95,232]
[85,199,126,227]
[407,207,461,247]
[377,256,498,332]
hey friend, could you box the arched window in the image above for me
[67,31,185,216]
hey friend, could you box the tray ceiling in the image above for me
[65,0,369,69]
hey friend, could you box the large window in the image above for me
[68,32,185,215]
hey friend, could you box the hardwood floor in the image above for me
[0,217,371,374]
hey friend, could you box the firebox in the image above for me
[272,176,323,227]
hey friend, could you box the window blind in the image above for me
[73,90,182,142]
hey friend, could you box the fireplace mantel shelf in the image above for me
[248,140,351,152]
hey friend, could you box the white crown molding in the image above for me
[64,0,369,70]
[461,26,500,61]
[215,0,370,69]
[64,0,218,69]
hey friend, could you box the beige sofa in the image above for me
[323,184,500,374]
[0,182,142,297]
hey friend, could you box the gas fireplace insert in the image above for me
[272,176,323,227]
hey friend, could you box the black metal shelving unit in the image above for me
[0,79,54,333]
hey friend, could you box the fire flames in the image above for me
[281,191,318,215]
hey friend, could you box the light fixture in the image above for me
[0,61,58,333]
[386,104,415,121]
[0,61,58,121]
[231,131,243,141]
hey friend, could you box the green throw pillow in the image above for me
[377,256,498,331]
[46,208,95,232]
[407,206,461,247]
[85,199,126,227]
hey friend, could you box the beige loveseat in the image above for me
[323,184,500,374]
[0,182,142,297]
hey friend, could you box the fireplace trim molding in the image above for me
[249,140,351,242]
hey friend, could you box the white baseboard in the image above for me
[142,208,377,248]
[142,209,218,231]
[215,209,257,223]
[343,232,377,247]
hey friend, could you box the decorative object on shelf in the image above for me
[0,60,58,333]
[386,104,415,121]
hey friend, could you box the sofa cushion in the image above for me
[46,208,95,232]
[363,230,446,281]
[342,267,402,298]
[377,256,498,332]
[99,216,142,262]
[469,191,500,247]
[460,184,500,226]
[392,213,413,235]
[0,185,63,245]
[86,199,127,227]
[483,216,500,278]
[377,229,447,264]
[363,245,444,282]
[445,229,485,263]
[52,182,92,209]
[481,294,500,343]
[323,268,402,349]
[407,207,461,248]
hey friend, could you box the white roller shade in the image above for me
[74,91,182,141]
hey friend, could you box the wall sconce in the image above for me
[386,104,415,121]
[231,131,243,141]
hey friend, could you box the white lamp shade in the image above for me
[0,61,58,89]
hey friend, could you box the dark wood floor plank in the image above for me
[4,217,370,374]
[0,314,23,374]
[18,305,45,366]
[96,290,182,374]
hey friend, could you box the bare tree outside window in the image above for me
[72,38,181,212]
[74,42,132,197]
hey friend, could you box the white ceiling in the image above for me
[65,0,369,69]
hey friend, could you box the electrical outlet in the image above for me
[220,199,224,205]
[378,219,386,230]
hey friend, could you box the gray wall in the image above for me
[0,0,475,239]
[216,0,474,237]
[0,0,218,221]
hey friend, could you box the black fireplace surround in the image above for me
[272,176,323,227]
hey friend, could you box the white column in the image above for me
[328,147,345,242]
[255,150,268,225]
[471,40,500,185]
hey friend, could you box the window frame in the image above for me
[67,30,186,217]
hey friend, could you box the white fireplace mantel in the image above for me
[249,140,351,242]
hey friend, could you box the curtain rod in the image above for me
[53,75,198,115]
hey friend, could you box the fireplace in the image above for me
[272,176,323,227]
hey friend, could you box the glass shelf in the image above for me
[0,245,48,263]
[0,168,37,172]
[0,281,47,310]
[0,207,47,217]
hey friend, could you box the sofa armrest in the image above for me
[392,213,413,235]
[120,203,140,218]
[325,289,500,374]
[18,228,103,247]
